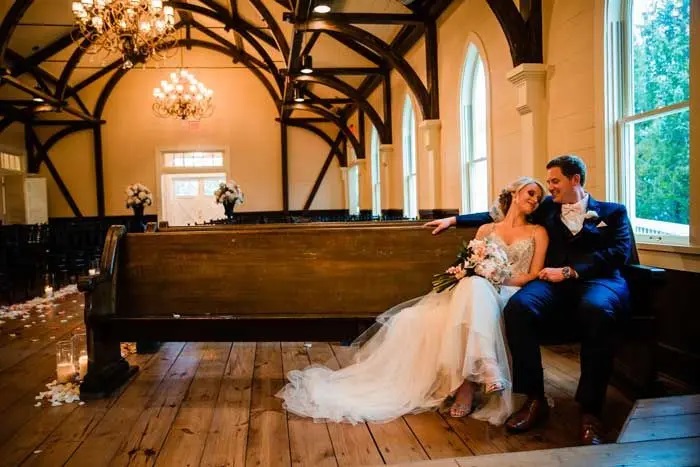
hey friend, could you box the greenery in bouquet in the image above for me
[125,183,153,209]
[432,238,511,293]
[214,180,244,206]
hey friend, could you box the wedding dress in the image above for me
[276,229,536,425]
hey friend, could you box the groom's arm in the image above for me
[455,212,493,227]
[571,204,632,280]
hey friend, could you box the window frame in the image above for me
[459,42,490,214]
[606,0,691,245]
[402,95,418,219]
[370,127,381,217]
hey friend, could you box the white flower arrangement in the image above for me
[214,180,245,206]
[125,183,153,209]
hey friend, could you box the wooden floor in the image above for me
[0,293,634,467]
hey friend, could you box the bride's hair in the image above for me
[492,176,546,220]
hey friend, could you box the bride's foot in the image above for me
[449,381,476,418]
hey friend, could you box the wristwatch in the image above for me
[562,266,574,280]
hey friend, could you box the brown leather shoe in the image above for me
[505,398,549,433]
[580,414,605,445]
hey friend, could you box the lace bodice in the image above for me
[487,232,535,276]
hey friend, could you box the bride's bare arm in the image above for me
[504,226,549,287]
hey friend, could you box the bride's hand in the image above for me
[424,217,456,235]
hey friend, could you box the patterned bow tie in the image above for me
[561,203,584,216]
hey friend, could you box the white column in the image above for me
[339,166,348,210]
[356,158,370,212]
[379,144,393,211]
[506,64,548,180]
[418,119,442,211]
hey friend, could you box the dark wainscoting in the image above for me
[419,209,460,220]
[652,268,700,393]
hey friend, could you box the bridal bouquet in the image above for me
[125,183,153,208]
[432,238,511,293]
[213,181,244,206]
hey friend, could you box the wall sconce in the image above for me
[300,55,313,74]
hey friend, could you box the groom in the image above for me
[426,155,632,445]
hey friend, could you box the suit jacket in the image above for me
[455,196,632,298]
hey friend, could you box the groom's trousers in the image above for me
[504,278,629,415]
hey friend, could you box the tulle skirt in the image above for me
[276,276,518,425]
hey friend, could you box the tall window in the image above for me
[402,95,418,219]
[607,0,690,242]
[460,44,489,214]
[370,127,382,217]
[348,164,360,216]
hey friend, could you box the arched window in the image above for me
[347,163,360,216]
[606,0,690,242]
[370,126,382,217]
[459,43,489,214]
[402,95,418,219]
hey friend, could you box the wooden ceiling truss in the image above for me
[0,0,541,215]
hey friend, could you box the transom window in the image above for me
[606,0,690,242]
[164,151,224,168]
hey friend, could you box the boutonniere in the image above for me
[584,210,599,221]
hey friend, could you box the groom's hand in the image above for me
[538,268,566,283]
[424,216,456,235]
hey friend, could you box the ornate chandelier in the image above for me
[71,0,177,69]
[152,69,214,121]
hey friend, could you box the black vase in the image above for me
[223,201,235,220]
[131,205,146,232]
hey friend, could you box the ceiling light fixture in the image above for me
[313,3,331,13]
[300,55,313,74]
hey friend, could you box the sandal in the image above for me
[484,380,506,395]
[449,402,474,418]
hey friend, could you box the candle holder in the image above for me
[56,340,75,383]
[72,332,88,380]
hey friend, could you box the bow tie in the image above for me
[562,203,584,216]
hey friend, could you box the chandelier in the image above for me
[152,69,214,120]
[71,0,177,69]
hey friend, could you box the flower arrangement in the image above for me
[125,183,153,209]
[432,238,512,293]
[214,181,244,207]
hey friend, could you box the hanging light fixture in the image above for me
[293,83,305,102]
[300,55,313,74]
[313,2,331,13]
[152,47,214,121]
[71,0,177,69]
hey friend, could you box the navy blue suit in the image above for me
[456,196,632,414]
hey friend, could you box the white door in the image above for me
[161,173,226,225]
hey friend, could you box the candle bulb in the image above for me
[78,355,88,380]
[88,268,97,276]
[57,362,76,383]
[44,285,54,297]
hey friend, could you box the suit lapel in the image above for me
[576,196,602,238]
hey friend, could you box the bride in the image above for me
[276,177,548,425]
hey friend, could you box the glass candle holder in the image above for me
[72,332,88,380]
[56,340,75,383]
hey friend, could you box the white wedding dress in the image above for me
[277,229,536,425]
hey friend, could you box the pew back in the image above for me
[117,225,474,318]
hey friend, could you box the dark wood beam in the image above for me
[190,21,270,72]
[426,20,439,118]
[32,119,106,126]
[382,72,392,142]
[26,127,83,217]
[281,122,289,212]
[282,0,310,118]
[0,99,37,107]
[284,103,362,159]
[93,126,105,216]
[292,73,389,144]
[300,31,320,58]
[249,0,290,60]
[302,89,334,109]
[72,61,122,94]
[302,20,432,119]
[303,132,345,209]
[358,109,365,154]
[24,121,38,173]
[0,0,32,69]
[325,31,384,66]
[0,74,98,123]
[318,98,354,105]
[228,0,245,58]
[282,117,328,123]
[9,29,76,77]
[309,13,423,25]
[307,67,384,76]
[486,0,542,65]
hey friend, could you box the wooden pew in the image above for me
[78,222,665,399]
[78,224,472,397]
